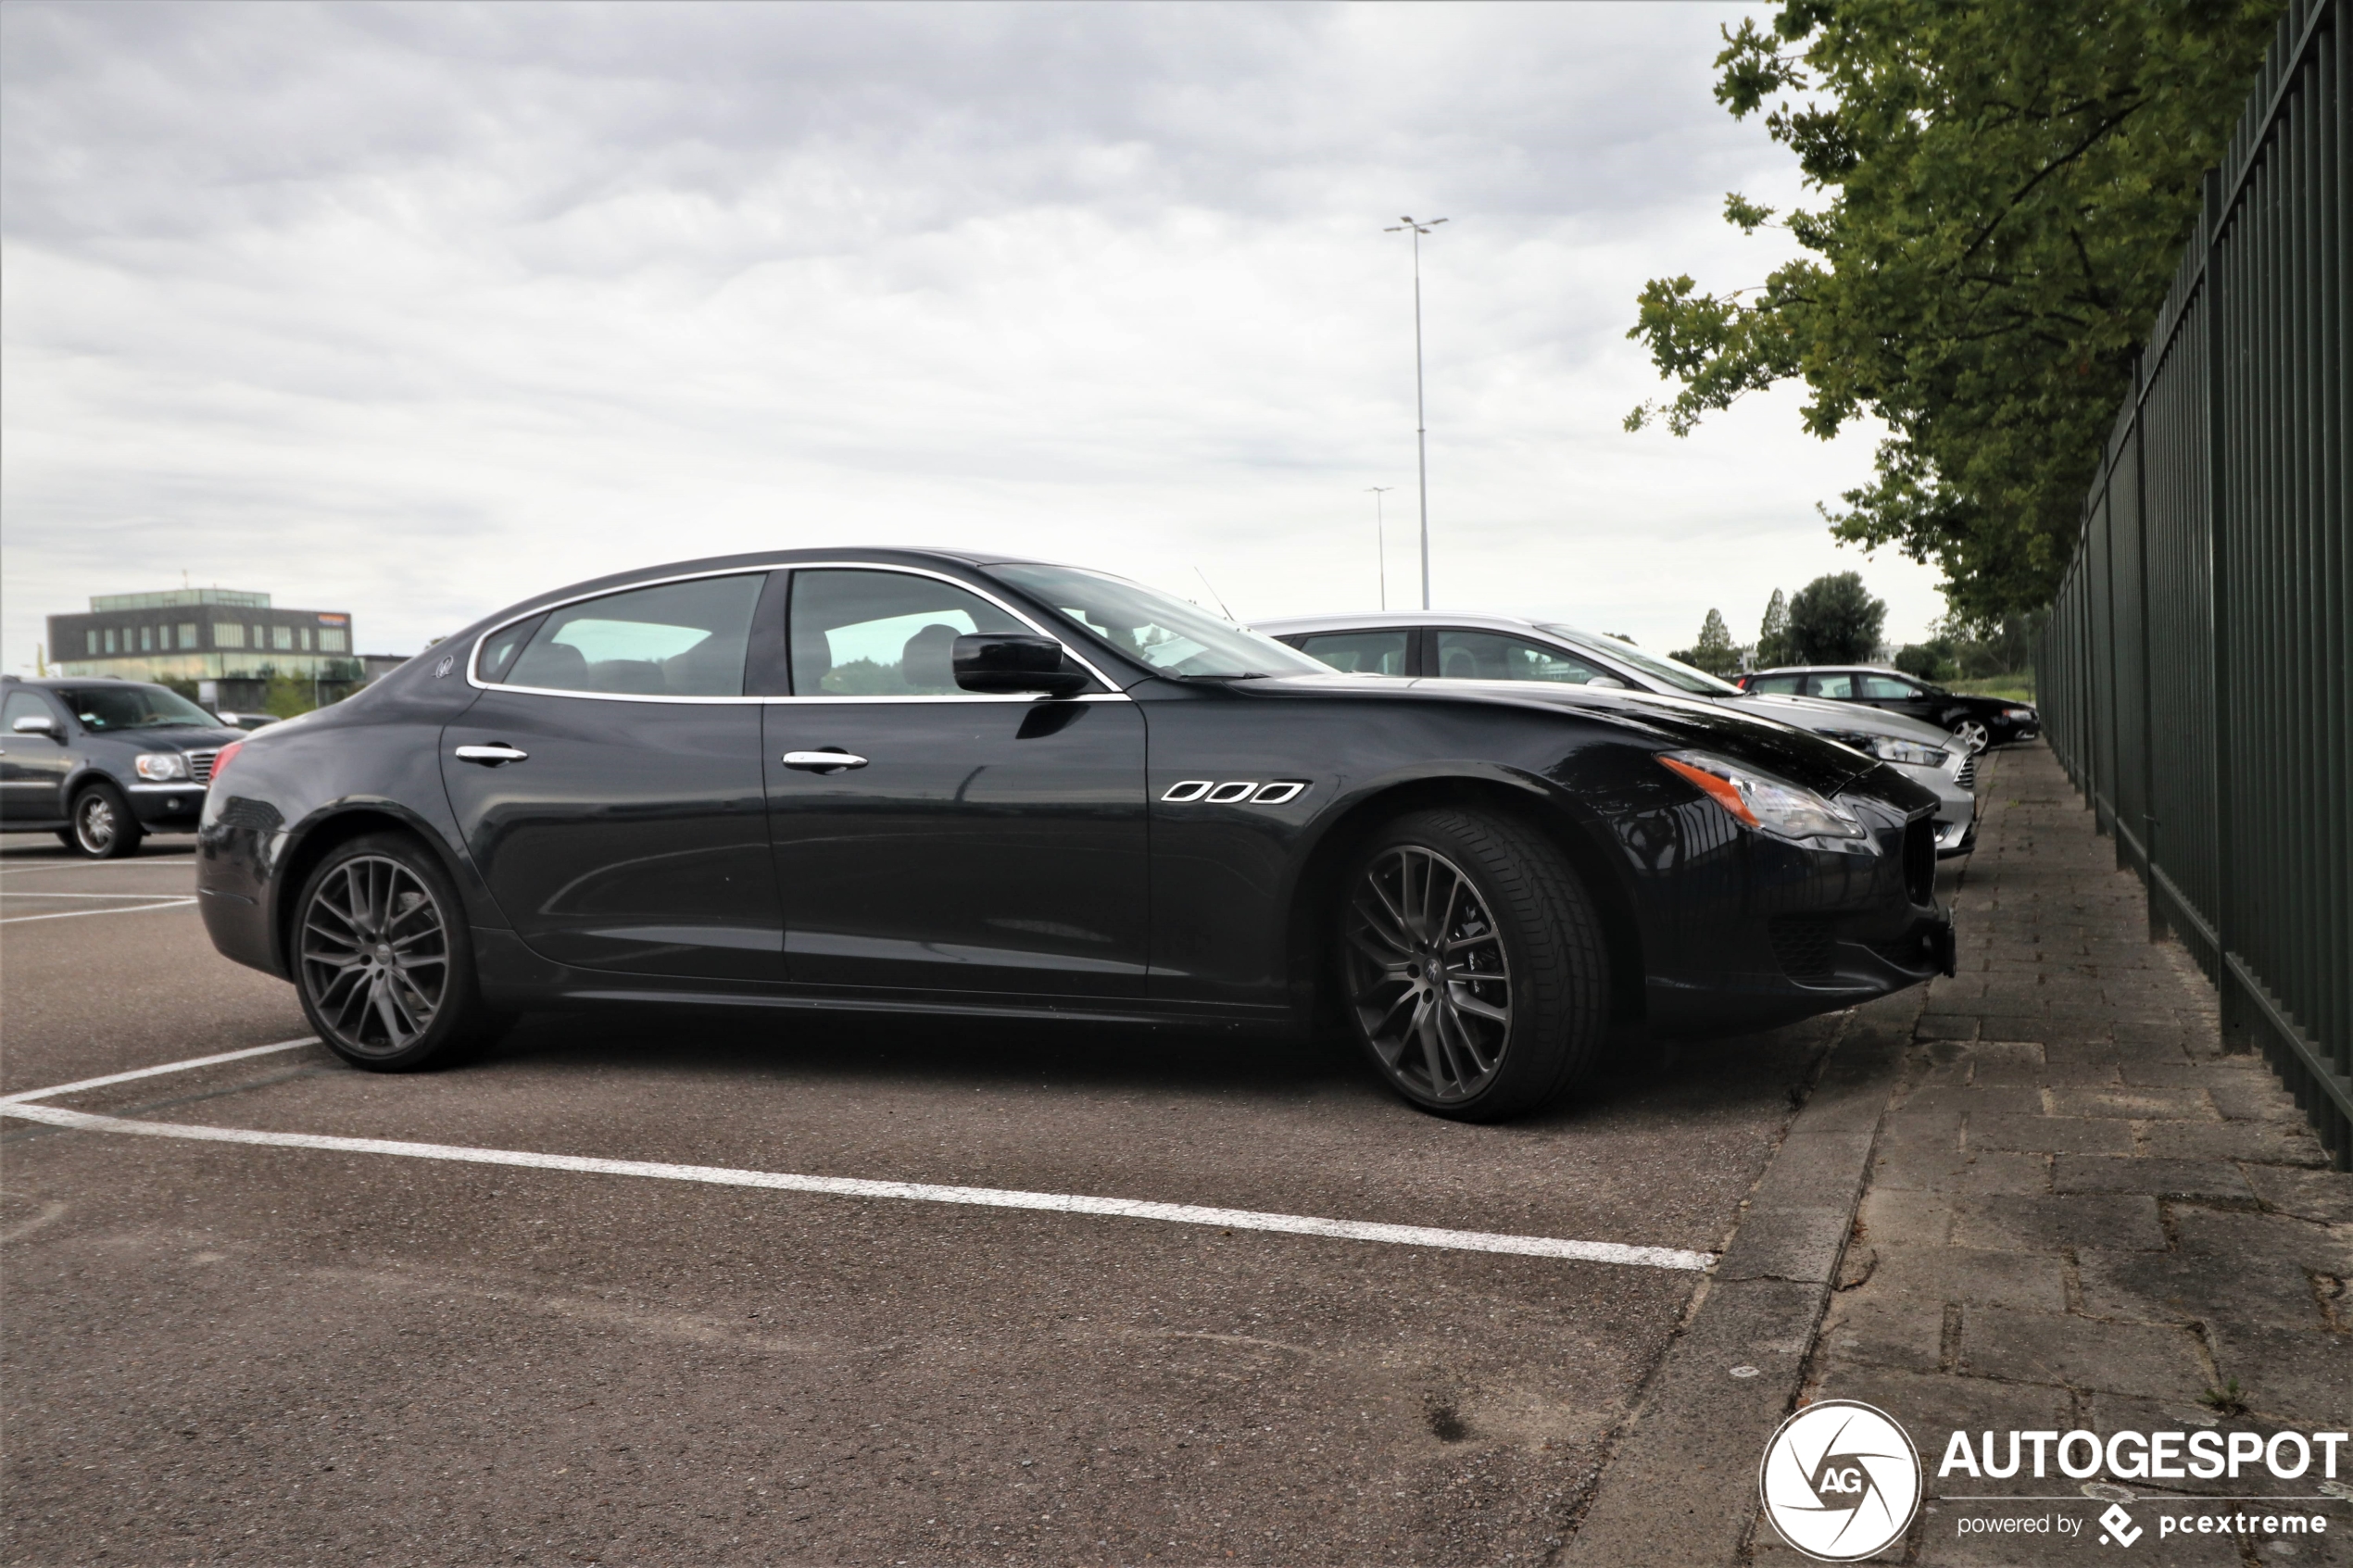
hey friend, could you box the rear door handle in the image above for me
[782,750,868,771]
[453,745,530,766]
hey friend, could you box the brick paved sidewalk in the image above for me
[1754,741,2352,1566]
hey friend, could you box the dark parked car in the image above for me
[0,676,243,857]
[1736,666,2040,752]
[195,549,1954,1121]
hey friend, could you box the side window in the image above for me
[1296,631,1410,675]
[505,576,762,697]
[476,614,547,684]
[1435,632,1604,684]
[789,570,1028,696]
[1749,674,1803,695]
[4,691,56,731]
[1807,673,1857,699]
[1859,674,1916,699]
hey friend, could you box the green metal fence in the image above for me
[2037,0,2348,1167]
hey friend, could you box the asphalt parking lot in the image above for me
[2,834,1897,1566]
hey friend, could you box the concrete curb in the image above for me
[1561,1000,1916,1568]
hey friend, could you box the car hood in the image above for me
[1245,673,1887,797]
[1730,693,1956,746]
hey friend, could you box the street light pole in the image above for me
[1365,486,1393,609]
[1384,215,1446,609]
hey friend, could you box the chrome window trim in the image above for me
[466,560,1130,705]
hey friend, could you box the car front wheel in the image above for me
[293,833,509,1071]
[1951,720,1992,753]
[69,783,144,859]
[1337,807,1609,1121]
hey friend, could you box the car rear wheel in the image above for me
[293,833,508,1072]
[69,783,144,859]
[1950,720,1992,753]
[1337,807,1608,1121]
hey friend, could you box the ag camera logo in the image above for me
[1760,1400,1923,1561]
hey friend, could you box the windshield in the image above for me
[1538,625,1743,696]
[58,684,221,732]
[991,564,1329,679]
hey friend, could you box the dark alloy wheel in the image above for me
[1338,807,1609,1121]
[294,834,507,1071]
[69,783,144,859]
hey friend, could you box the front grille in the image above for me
[1902,818,1936,904]
[186,749,219,785]
[1769,915,1838,982]
[1955,755,1977,789]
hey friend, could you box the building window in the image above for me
[251,625,264,649]
[104,628,118,653]
[272,625,293,651]
[320,629,347,652]
[139,625,153,651]
[86,631,98,655]
[215,623,245,649]
[179,623,198,649]
[299,627,312,650]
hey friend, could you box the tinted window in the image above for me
[4,691,57,730]
[1807,673,1857,698]
[57,685,220,731]
[1748,674,1804,695]
[476,614,545,684]
[1295,631,1410,675]
[507,576,761,697]
[789,570,1027,696]
[1859,674,1917,699]
[1434,632,1604,684]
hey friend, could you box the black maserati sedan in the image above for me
[195,549,1954,1121]
[1736,666,2040,752]
[2,676,241,857]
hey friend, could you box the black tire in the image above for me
[1335,807,1610,1121]
[291,832,508,1072]
[68,783,145,859]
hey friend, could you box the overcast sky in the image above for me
[1,0,1947,671]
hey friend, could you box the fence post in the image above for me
[2202,168,2247,1049]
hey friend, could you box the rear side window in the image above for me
[1434,632,1604,684]
[1807,673,1857,698]
[1859,674,1916,699]
[1295,631,1410,675]
[1748,674,1804,695]
[789,570,1027,696]
[505,576,762,697]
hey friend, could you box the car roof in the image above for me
[1253,610,1605,639]
[1746,665,1914,677]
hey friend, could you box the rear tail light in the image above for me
[208,738,245,787]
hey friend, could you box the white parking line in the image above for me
[0,1042,1714,1272]
[0,897,197,924]
[0,858,197,875]
[1,1037,320,1105]
[3,892,203,899]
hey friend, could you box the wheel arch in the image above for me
[270,803,472,974]
[1282,773,1647,1032]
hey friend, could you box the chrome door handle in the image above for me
[782,750,868,771]
[453,745,530,766]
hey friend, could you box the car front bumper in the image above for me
[126,783,210,828]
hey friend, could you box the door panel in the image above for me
[0,692,70,822]
[441,692,781,979]
[763,699,1149,995]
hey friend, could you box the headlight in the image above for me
[2003,707,2035,721]
[1658,751,1873,847]
[134,753,190,782]
[1870,738,1950,768]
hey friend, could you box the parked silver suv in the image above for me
[1256,612,1980,856]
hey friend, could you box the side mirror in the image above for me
[11,713,57,734]
[1585,675,1629,690]
[952,633,1089,697]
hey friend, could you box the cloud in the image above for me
[1,0,1946,671]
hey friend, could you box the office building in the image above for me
[48,588,365,710]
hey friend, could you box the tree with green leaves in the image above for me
[1757,587,1793,667]
[1670,608,1747,676]
[1626,0,2286,621]
[1786,571,1886,662]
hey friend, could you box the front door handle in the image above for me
[453,744,530,767]
[782,749,868,772]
